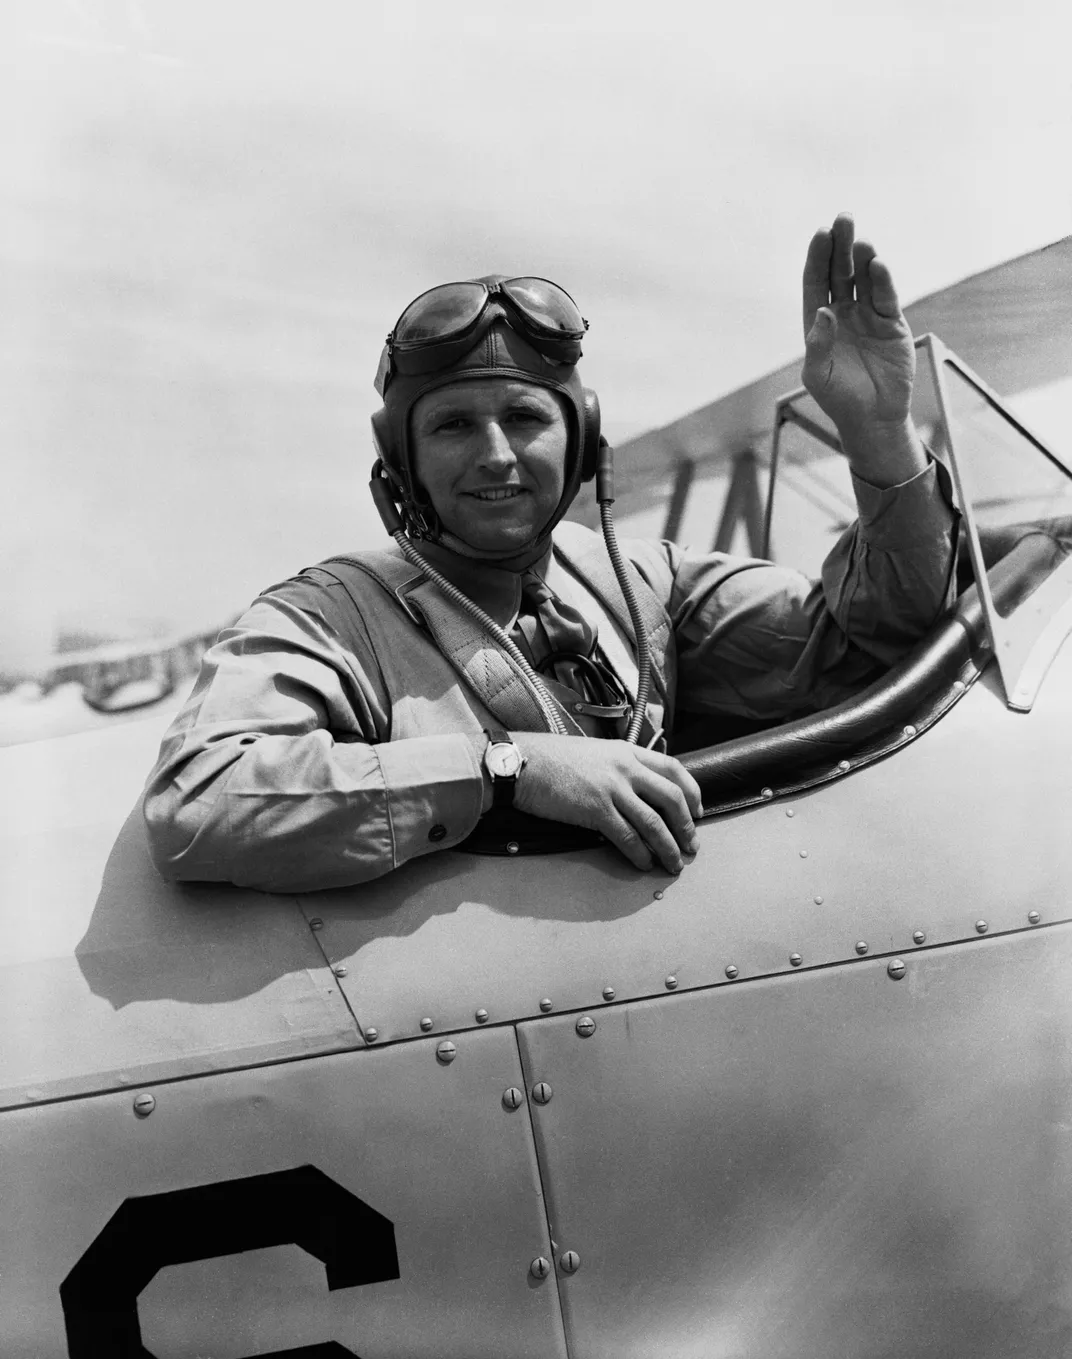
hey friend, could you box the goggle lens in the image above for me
[393,282,488,345]
[501,277,587,337]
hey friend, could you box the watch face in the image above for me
[486,743,522,779]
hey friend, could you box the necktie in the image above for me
[514,572,630,728]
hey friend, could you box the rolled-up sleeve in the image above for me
[142,588,485,893]
[660,456,958,721]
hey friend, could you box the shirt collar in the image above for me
[413,540,552,628]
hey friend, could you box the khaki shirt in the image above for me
[144,463,956,892]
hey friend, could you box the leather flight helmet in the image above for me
[371,274,601,541]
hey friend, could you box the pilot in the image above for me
[143,215,957,892]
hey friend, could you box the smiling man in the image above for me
[143,217,958,892]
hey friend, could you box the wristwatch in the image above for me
[483,726,527,809]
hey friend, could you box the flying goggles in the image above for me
[384,277,588,383]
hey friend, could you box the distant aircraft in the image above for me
[5,241,1072,1358]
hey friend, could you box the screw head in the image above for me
[539,997,553,1013]
[560,1249,581,1274]
[365,1027,379,1043]
[475,1008,489,1023]
[799,849,809,859]
[419,1017,433,1032]
[665,974,678,990]
[133,1092,156,1118]
[436,1040,457,1064]
[530,1256,551,1280]
[789,953,803,967]
[888,958,906,980]
[333,965,348,978]
[912,930,926,945]
[602,985,616,1002]
[308,917,324,931]
[903,724,917,737]
[953,679,966,691]
[1028,910,1041,925]
[814,896,824,905]
[975,919,989,935]
[785,808,795,818]
[531,1081,553,1105]
[838,759,850,772]
[725,963,739,980]
[653,889,664,900]
[576,1015,596,1038]
[855,940,869,956]
[502,1086,524,1111]
[506,841,520,855]
[761,787,773,799]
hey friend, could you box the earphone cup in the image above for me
[580,388,601,481]
[370,408,396,469]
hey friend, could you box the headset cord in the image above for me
[595,438,651,745]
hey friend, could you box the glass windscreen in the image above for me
[940,359,1072,531]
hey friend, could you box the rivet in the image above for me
[419,1017,433,1032]
[502,1086,524,1111]
[602,985,616,1001]
[785,808,795,818]
[560,1249,581,1274]
[333,965,348,978]
[888,958,906,980]
[838,760,850,772]
[975,919,988,934]
[953,679,966,691]
[814,895,824,905]
[1028,910,1041,925]
[530,1256,551,1280]
[576,1015,596,1038]
[653,889,664,900]
[475,1008,489,1023]
[365,1027,379,1043]
[725,964,739,980]
[309,917,324,931]
[573,702,585,713]
[118,1073,130,1084]
[789,953,803,967]
[761,787,773,799]
[436,1040,457,1064]
[531,1081,553,1105]
[799,849,808,858]
[539,997,553,1012]
[506,841,520,855]
[903,724,917,737]
[665,974,679,990]
[855,940,869,955]
[133,1092,156,1118]
[912,930,926,945]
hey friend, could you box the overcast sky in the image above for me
[4,0,1071,657]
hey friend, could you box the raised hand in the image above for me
[511,733,702,874]
[801,213,925,487]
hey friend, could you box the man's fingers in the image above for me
[602,813,655,871]
[636,749,703,821]
[615,792,687,874]
[868,257,902,319]
[852,238,877,313]
[802,228,832,336]
[829,212,856,307]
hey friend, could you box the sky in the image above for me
[3,0,1071,664]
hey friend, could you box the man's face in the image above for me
[410,379,569,554]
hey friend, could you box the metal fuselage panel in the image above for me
[309,631,1072,1042]
[516,923,1072,1359]
[1,1028,567,1359]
